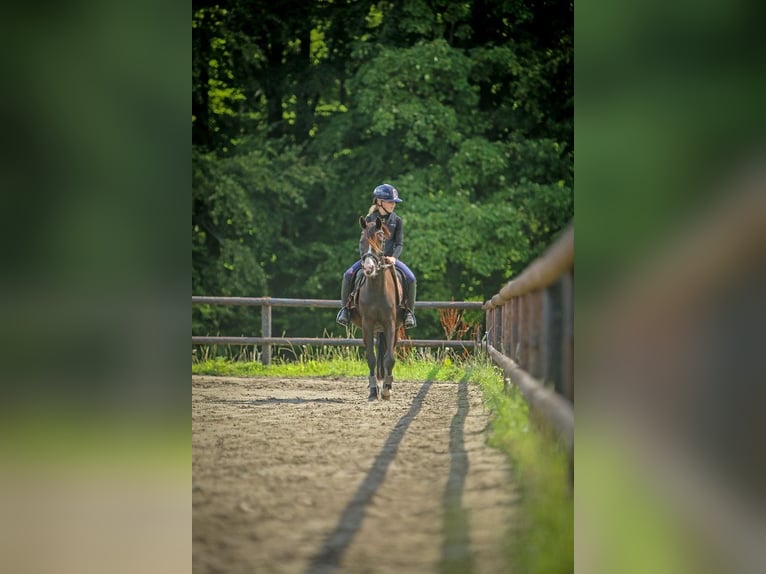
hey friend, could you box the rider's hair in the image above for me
[366,201,379,216]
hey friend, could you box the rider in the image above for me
[336,183,418,329]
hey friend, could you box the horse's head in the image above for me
[359,216,390,277]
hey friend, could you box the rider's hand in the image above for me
[385,256,396,264]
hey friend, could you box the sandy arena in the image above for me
[192,375,519,574]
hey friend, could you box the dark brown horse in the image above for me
[349,216,403,400]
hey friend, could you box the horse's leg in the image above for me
[363,325,378,400]
[381,323,396,400]
[376,332,385,382]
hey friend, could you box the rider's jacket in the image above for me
[359,211,403,259]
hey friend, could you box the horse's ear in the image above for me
[375,217,382,229]
[359,216,366,229]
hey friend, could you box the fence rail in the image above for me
[192,297,483,364]
[483,223,574,455]
[192,296,484,310]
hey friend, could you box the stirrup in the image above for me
[404,310,417,329]
[336,307,350,326]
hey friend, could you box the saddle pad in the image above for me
[350,268,405,308]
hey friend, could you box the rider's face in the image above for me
[379,200,396,212]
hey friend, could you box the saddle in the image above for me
[349,267,405,310]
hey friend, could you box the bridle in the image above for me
[362,251,395,276]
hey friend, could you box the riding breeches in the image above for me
[344,260,416,283]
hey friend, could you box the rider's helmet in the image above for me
[372,183,403,203]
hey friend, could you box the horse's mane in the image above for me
[361,217,391,254]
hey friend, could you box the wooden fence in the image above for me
[483,224,574,454]
[192,298,484,365]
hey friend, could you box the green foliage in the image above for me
[192,0,573,341]
[192,138,325,336]
[351,39,477,157]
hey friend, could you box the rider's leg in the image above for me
[404,279,417,328]
[396,261,417,329]
[336,264,359,326]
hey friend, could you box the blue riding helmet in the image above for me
[372,183,403,203]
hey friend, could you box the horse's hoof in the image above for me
[368,388,379,401]
[381,385,391,400]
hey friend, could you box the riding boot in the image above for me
[336,274,354,326]
[404,280,417,329]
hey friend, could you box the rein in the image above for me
[362,251,394,274]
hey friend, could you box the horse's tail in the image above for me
[376,332,385,380]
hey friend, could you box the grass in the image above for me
[192,339,475,381]
[192,349,573,573]
[0,409,189,474]
[576,421,702,574]
[473,360,574,574]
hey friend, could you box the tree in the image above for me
[192,0,573,342]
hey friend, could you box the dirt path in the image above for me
[192,375,518,574]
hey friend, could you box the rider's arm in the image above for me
[391,215,404,259]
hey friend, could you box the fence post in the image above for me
[529,290,541,379]
[494,305,502,350]
[504,301,510,357]
[561,271,573,402]
[508,296,522,363]
[519,294,527,367]
[261,298,272,366]
[543,280,563,394]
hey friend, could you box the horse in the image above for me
[348,216,404,401]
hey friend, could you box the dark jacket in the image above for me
[359,211,404,259]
